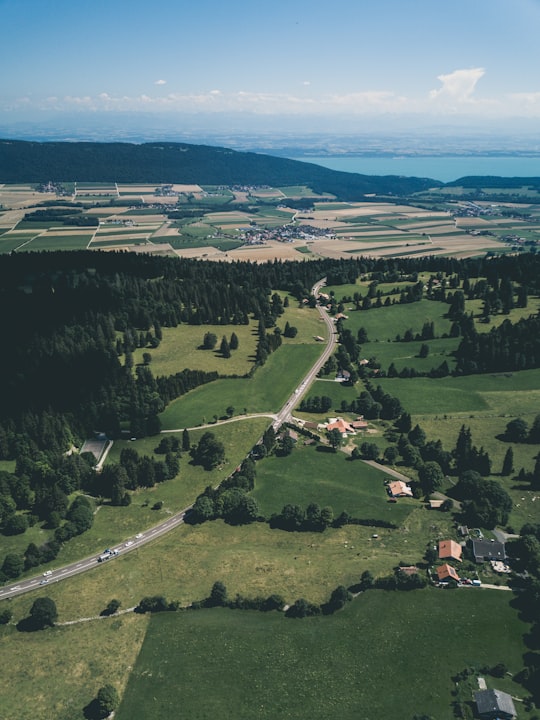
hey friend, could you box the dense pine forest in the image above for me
[0,248,538,453]
[0,139,437,199]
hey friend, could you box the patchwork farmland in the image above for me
[2,180,538,258]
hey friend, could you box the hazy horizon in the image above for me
[2,0,540,148]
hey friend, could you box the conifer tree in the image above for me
[220,335,231,358]
[501,447,514,476]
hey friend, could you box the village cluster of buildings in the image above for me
[242,223,335,246]
[435,536,507,585]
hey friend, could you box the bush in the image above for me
[285,598,321,618]
[0,607,12,624]
[3,514,28,536]
[136,595,170,613]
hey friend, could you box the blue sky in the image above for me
[2,0,540,135]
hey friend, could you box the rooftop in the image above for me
[439,539,462,562]
[471,538,506,562]
[436,563,460,582]
[474,688,516,719]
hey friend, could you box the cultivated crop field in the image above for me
[2,181,535,258]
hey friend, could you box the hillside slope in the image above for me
[0,139,440,200]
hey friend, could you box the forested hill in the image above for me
[0,139,439,200]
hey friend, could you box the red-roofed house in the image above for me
[388,480,413,498]
[326,418,355,436]
[437,564,460,583]
[438,539,462,562]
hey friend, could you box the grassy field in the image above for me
[377,368,540,417]
[0,234,39,253]
[116,590,531,720]
[0,613,148,720]
[333,299,453,342]
[1,418,269,575]
[293,377,361,413]
[253,442,415,523]
[364,336,459,373]
[22,233,94,251]
[132,322,259,377]
[131,294,322,379]
[160,343,322,429]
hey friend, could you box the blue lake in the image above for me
[288,155,540,183]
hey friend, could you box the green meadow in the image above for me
[365,336,458,372]
[252,442,414,524]
[377,368,540,417]
[160,343,322,429]
[338,299,453,342]
[132,322,259,377]
[22,233,94,251]
[116,590,531,720]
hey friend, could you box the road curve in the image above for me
[0,278,335,601]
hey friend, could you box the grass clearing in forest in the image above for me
[132,322,259,377]
[0,613,147,720]
[328,299,453,342]
[363,336,458,373]
[160,343,322,429]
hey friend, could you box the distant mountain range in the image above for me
[0,139,440,200]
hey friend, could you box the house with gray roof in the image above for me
[474,688,516,719]
[471,538,506,563]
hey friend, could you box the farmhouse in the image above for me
[325,418,355,436]
[474,689,516,720]
[436,564,460,583]
[438,539,462,562]
[336,368,351,382]
[471,539,506,564]
[388,480,413,498]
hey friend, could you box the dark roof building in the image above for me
[474,688,516,719]
[471,539,507,563]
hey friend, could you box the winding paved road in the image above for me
[0,279,335,601]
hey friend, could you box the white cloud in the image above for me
[429,68,485,103]
[155,79,167,86]
[4,70,540,121]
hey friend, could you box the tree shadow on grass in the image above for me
[316,445,336,454]
[16,616,45,633]
[82,698,102,720]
